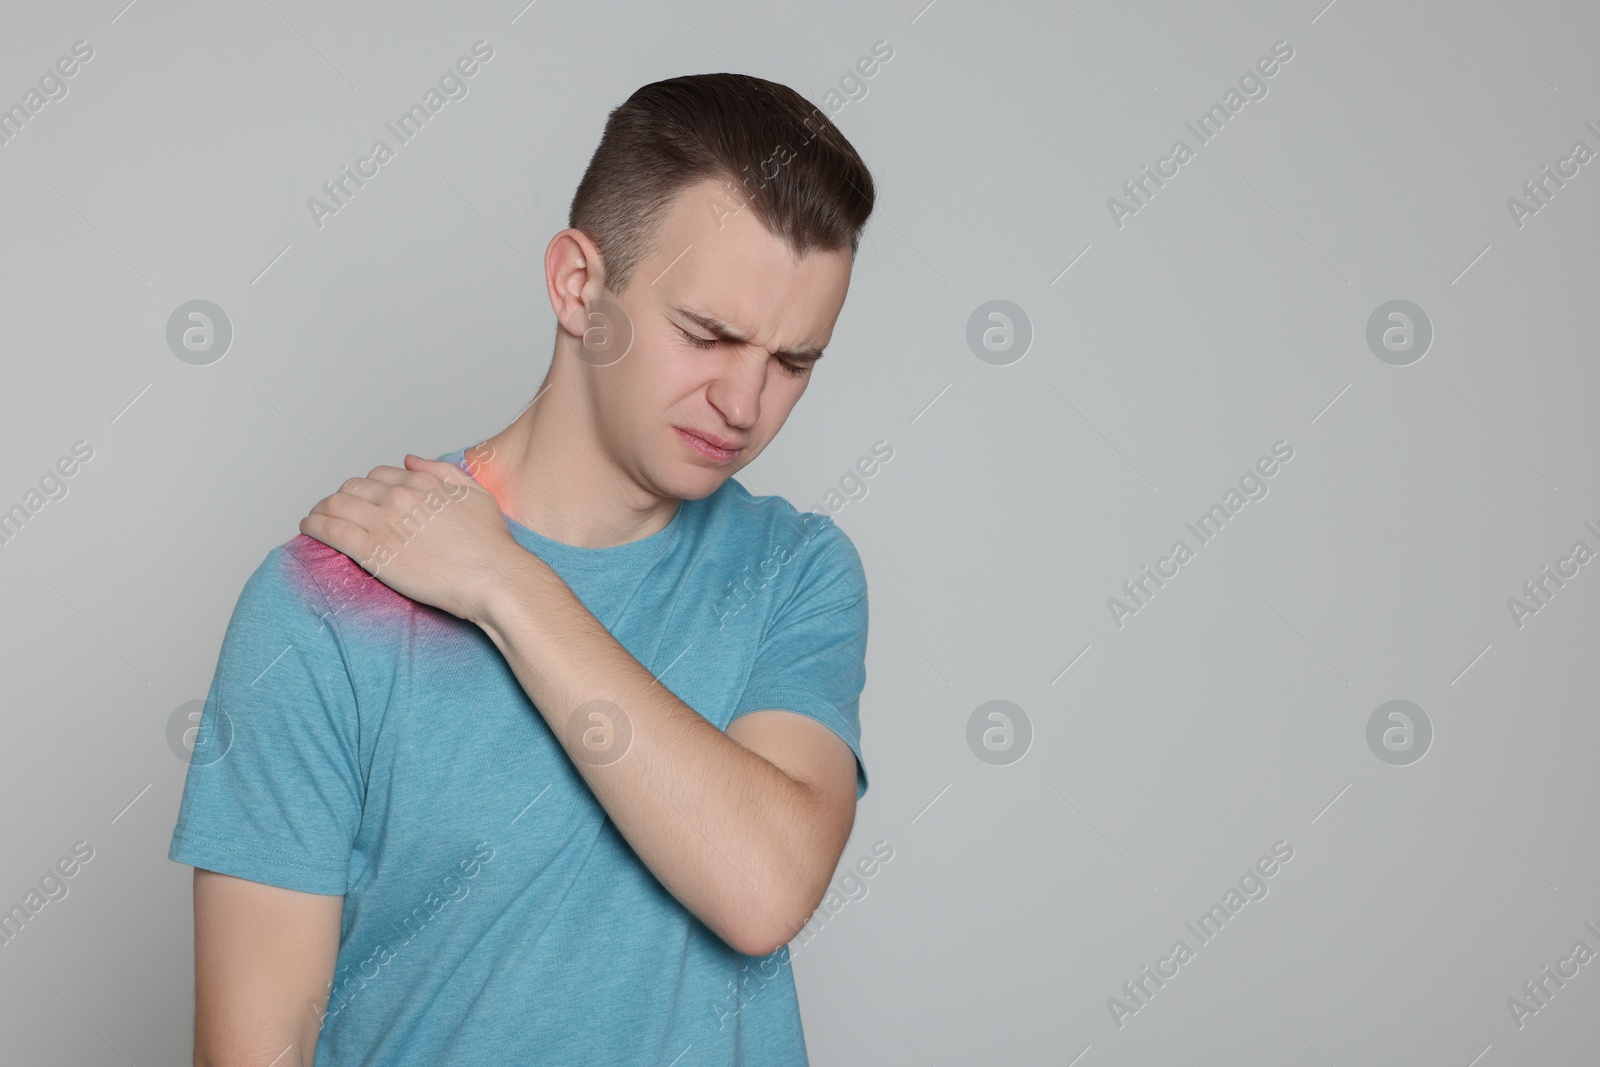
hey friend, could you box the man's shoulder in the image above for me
[280,530,364,575]
[241,534,414,631]
[703,479,864,602]
[710,478,855,555]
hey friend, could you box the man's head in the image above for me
[539,73,876,504]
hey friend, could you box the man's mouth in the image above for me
[675,427,742,462]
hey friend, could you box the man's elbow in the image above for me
[722,781,852,957]
[726,908,805,959]
[724,868,830,958]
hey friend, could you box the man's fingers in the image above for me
[325,476,387,506]
[335,469,430,505]
[361,465,412,487]
[369,459,475,498]
[299,511,382,568]
[312,490,388,526]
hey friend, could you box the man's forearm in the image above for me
[471,549,825,956]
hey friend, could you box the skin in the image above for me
[194,174,864,1065]
[192,870,341,1067]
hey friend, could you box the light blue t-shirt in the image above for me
[167,445,870,1066]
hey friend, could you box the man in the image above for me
[168,72,877,1065]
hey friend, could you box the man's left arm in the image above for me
[476,555,857,957]
[297,455,861,958]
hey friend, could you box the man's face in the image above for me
[587,177,853,501]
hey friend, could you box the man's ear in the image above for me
[545,227,607,338]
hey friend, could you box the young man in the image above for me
[168,73,877,1065]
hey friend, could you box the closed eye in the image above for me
[676,325,808,377]
[677,326,718,349]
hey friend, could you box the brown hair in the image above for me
[568,73,876,296]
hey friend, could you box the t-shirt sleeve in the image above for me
[167,544,364,895]
[730,518,871,800]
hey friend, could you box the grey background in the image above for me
[2,0,1597,1063]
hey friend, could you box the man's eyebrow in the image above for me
[669,305,825,361]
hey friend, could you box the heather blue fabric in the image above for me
[167,446,869,1066]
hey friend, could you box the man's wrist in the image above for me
[473,546,555,640]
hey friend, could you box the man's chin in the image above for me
[673,473,731,502]
[658,461,737,502]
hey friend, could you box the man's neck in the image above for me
[473,383,679,551]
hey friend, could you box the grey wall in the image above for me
[3,0,1598,1063]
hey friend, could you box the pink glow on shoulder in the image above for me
[285,534,444,636]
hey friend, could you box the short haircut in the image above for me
[568,72,876,296]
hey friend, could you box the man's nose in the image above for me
[707,348,767,429]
